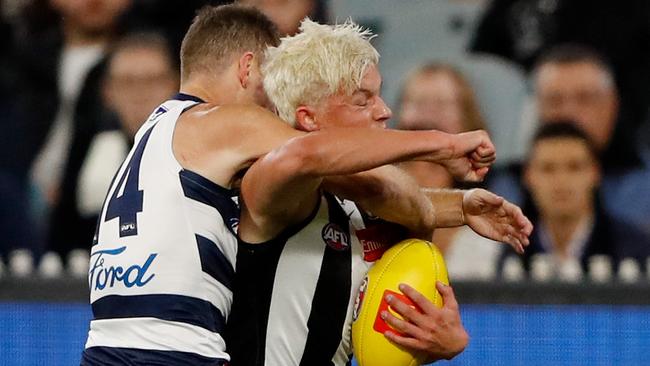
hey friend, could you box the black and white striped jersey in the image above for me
[226,192,402,366]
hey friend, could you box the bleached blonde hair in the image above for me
[262,18,379,126]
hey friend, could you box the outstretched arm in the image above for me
[323,177,532,253]
[239,127,476,243]
[423,188,533,253]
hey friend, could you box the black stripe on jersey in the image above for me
[81,346,227,366]
[299,193,352,366]
[226,199,322,366]
[92,294,225,333]
[173,93,206,104]
[196,234,235,291]
[179,169,239,235]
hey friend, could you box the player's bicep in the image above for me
[240,145,322,230]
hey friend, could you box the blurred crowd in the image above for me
[0,0,649,284]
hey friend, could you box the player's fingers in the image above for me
[398,283,438,315]
[520,216,534,236]
[436,282,459,311]
[514,230,529,247]
[381,311,427,340]
[384,331,428,352]
[385,291,427,324]
[475,167,489,180]
[499,227,523,253]
[504,202,533,239]
[504,229,525,253]
[503,202,528,229]
[470,151,496,165]
[477,134,496,153]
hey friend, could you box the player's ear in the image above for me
[295,105,320,132]
[237,52,255,88]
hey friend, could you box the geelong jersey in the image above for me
[82,94,237,365]
[226,193,405,366]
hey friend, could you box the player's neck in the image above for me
[180,76,251,106]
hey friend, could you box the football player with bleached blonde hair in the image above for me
[263,19,379,126]
[226,18,532,366]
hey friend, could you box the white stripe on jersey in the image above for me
[259,196,372,365]
[183,197,237,266]
[264,219,328,365]
[202,272,233,320]
[86,318,229,359]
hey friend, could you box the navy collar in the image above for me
[173,93,206,104]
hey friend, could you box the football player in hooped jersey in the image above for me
[82,5,527,366]
[226,19,532,366]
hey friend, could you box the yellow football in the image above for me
[351,239,449,366]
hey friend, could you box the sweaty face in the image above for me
[535,62,618,150]
[398,71,463,133]
[312,64,392,129]
[525,137,600,220]
[104,46,178,137]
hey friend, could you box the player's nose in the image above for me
[374,97,392,122]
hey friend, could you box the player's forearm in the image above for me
[291,127,455,178]
[322,165,435,238]
[242,127,455,225]
[422,188,466,228]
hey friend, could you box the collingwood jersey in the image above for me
[82,94,238,365]
[226,193,404,366]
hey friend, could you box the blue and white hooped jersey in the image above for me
[81,94,237,365]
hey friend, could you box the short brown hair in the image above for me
[180,4,279,81]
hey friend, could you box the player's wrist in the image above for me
[425,189,465,227]
[424,130,456,162]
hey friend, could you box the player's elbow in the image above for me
[261,137,324,178]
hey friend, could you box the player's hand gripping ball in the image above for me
[352,239,449,366]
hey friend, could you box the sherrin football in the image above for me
[351,239,449,366]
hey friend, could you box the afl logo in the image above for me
[322,223,350,251]
[353,276,368,321]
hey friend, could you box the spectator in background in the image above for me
[498,122,647,278]
[470,0,650,158]
[9,0,132,273]
[396,62,486,189]
[395,63,501,279]
[490,46,650,251]
[120,0,231,58]
[237,0,323,36]
[26,0,132,210]
[0,0,36,264]
[534,45,637,171]
[47,32,179,275]
[119,0,327,58]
